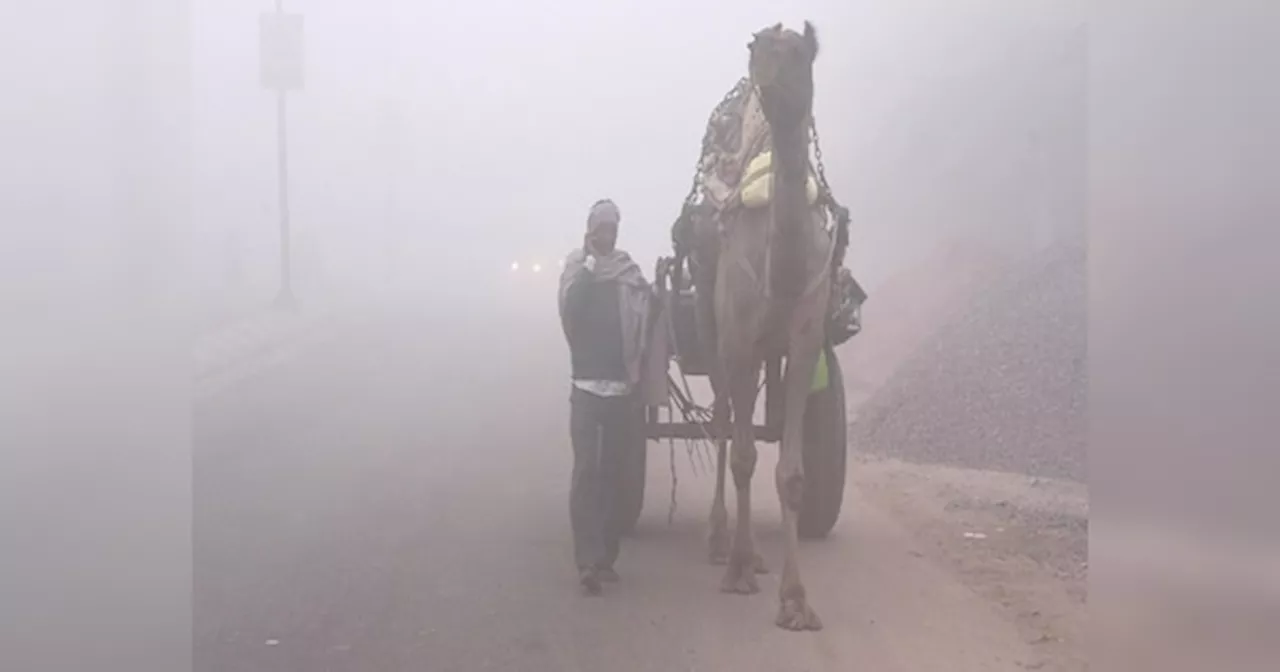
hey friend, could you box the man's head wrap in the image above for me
[587,199,621,232]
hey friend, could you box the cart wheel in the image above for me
[798,346,848,539]
[615,407,648,536]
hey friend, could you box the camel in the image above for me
[691,21,833,631]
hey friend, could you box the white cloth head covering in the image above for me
[587,199,621,231]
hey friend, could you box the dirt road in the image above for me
[194,301,1086,671]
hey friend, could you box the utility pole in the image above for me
[260,0,304,309]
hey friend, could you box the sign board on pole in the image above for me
[259,13,305,91]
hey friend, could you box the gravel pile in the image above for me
[839,239,1011,405]
[849,240,1086,483]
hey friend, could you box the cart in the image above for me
[614,254,865,540]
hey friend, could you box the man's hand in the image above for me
[583,254,598,273]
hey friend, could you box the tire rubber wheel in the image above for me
[615,406,648,536]
[797,346,849,539]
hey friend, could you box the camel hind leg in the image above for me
[697,270,733,567]
[707,389,731,566]
[774,335,824,631]
[706,374,768,573]
[720,358,764,594]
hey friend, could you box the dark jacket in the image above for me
[561,266,628,382]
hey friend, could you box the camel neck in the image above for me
[770,120,809,181]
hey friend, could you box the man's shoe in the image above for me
[579,568,602,596]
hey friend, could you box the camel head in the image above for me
[747,21,820,129]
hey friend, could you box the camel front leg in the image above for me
[721,360,763,594]
[774,340,824,631]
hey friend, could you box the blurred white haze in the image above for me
[0,0,1083,326]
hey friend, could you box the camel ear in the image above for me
[803,21,819,59]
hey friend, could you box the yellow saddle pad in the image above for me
[739,150,820,209]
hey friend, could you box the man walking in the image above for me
[558,199,651,595]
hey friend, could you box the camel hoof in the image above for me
[776,598,823,631]
[720,558,761,595]
[753,552,770,575]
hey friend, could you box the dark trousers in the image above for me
[569,386,633,572]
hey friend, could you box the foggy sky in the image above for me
[2,0,1084,319]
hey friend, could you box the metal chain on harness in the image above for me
[675,79,752,233]
[810,116,833,199]
[809,113,852,272]
[810,115,850,224]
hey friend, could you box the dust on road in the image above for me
[194,298,1085,672]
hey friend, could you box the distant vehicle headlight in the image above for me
[532,263,542,273]
[511,261,520,272]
